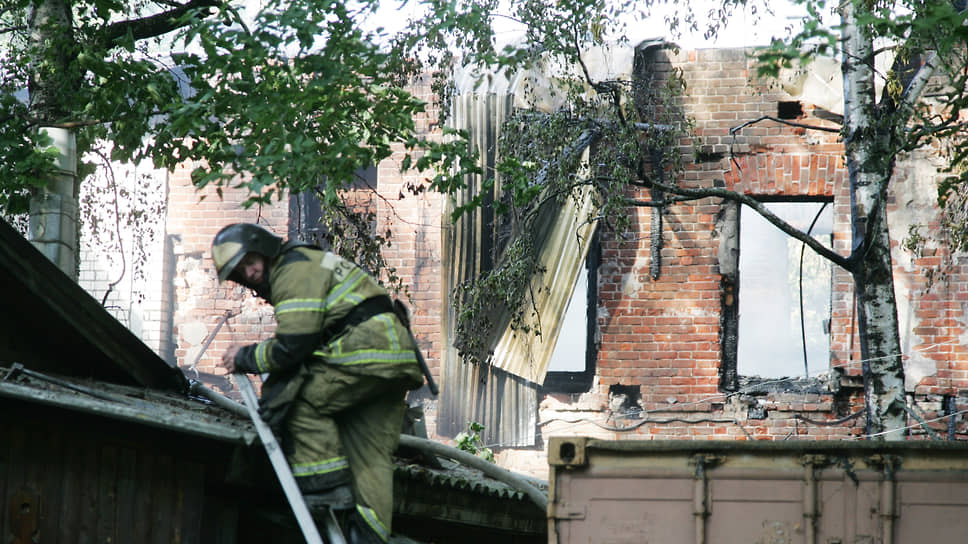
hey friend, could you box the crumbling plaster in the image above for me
[621,253,650,296]
[890,150,951,389]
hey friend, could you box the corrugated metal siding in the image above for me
[490,180,598,383]
[439,91,538,447]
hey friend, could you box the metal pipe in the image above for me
[649,148,664,281]
[188,380,248,418]
[187,310,236,378]
[880,457,898,544]
[947,396,958,440]
[397,434,548,511]
[692,456,711,544]
[803,461,819,544]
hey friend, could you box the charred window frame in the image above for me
[288,165,378,244]
[720,197,834,391]
[541,231,600,394]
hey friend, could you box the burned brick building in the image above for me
[87,43,968,479]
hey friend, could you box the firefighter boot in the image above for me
[339,507,387,544]
[304,484,355,514]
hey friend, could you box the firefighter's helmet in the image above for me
[211,223,283,282]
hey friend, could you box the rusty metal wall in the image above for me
[439,90,538,447]
[548,438,968,543]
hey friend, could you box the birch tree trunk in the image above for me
[841,0,907,439]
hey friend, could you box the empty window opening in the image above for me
[548,267,588,373]
[543,235,599,393]
[737,201,833,378]
[288,165,378,245]
[778,101,803,120]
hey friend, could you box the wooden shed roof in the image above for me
[0,219,187,391]
[0,365,254,444]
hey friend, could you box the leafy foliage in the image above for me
[314,188,410,297]
[437,31,691,363]
[751,0,968,259]
[455,421,494,462]
[0,0,480,279]
[453,235,542,364]
[149,0,472,206]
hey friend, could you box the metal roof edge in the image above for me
[0,379,255,445]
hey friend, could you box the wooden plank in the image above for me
[116,446,139,544]
[214,500,239,544]
[38,421,65,544]
[0,423,27,544]
[177,461,206,544]
[96,444,119,544]
[134,448,155,542]
[77,438,99,544]
[24,427,46,544]
[150,452,175,544]
[9,488,40,544]
[0,415,12,540]
[56,425,81,543]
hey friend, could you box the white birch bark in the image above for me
[840,0,907,439]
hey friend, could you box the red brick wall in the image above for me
[167,166,287,396]
[374,75,445,436]
[580,47,968,443]
[377,74,445,386]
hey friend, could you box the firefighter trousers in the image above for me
[284,363,410,541]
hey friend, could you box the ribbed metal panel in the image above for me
[439,90,538,447]
[490,180,598,383]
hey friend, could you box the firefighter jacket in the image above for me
[232,245,424,405]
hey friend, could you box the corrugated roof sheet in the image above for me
[490,177,598,383]
[396,458,546,502]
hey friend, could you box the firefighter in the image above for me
[212,223,424,544]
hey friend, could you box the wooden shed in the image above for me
[0,218,302,543]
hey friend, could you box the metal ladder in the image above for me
[236,373,346,544]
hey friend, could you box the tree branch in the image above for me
[0,111,102,130]
[102,0,223,45]
[890,2,968,120]
[624,194,704,206]
[895,51,940,117]
[632,122,677,132]
[571,29,628,128]
[643,179,853,270]
[27,117,102,129]
[729,115,841,136]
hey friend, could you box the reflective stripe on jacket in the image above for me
[235,247,420,381]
